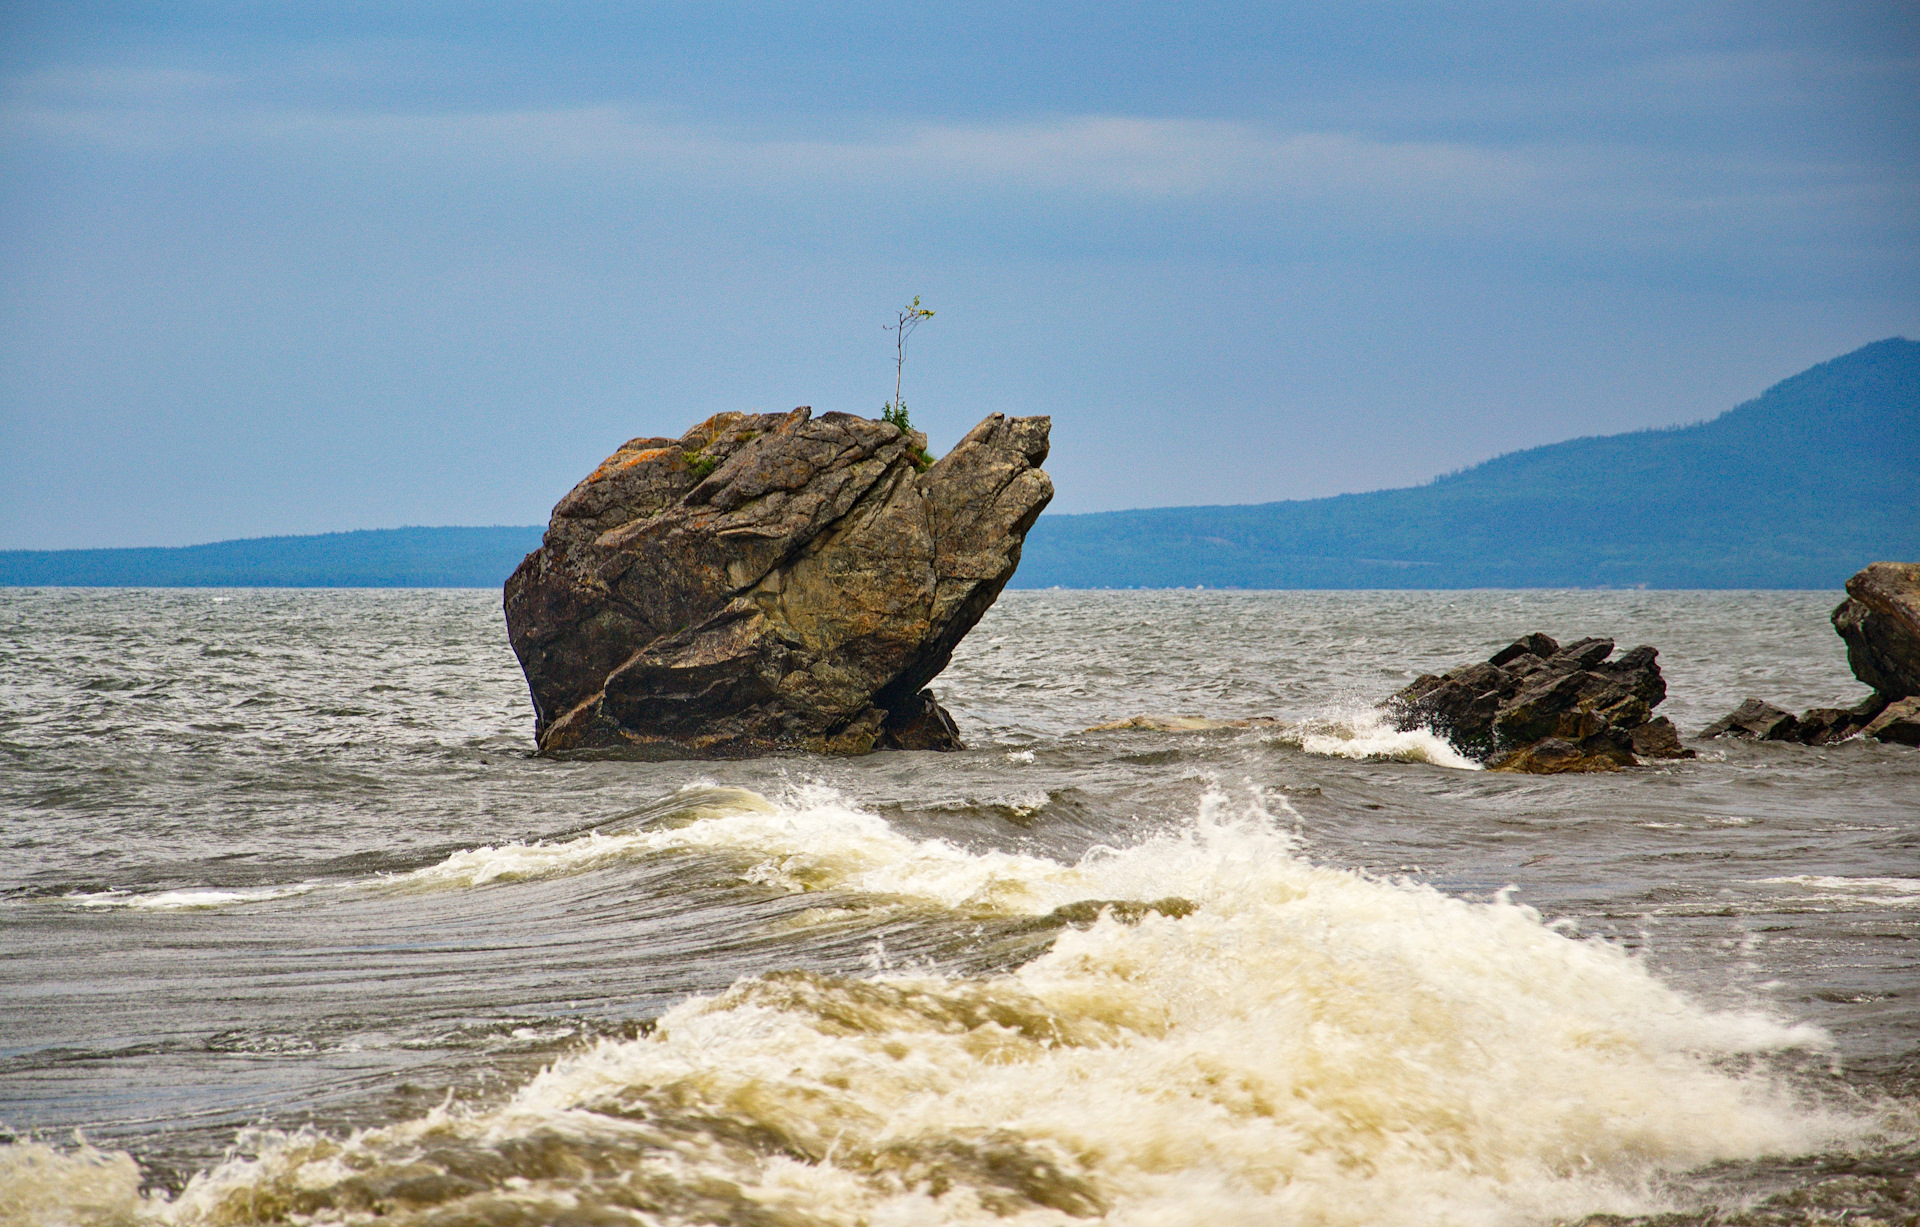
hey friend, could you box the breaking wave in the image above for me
[4,787,1868,1227]
[1283,710,1482,770]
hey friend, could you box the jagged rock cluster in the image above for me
[1387,633,1693,773]
[1697,695,1898,745]
[504,407,1051,758]
[1703,561,1920,747]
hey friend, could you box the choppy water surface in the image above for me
[1,588,1914,1225]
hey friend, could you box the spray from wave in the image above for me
[1088,709,1480,769]
[1283,709,1482,769]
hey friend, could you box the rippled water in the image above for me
[1,588,1915,1225]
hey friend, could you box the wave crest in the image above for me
[119,788,1856,1227]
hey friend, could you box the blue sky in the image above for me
[2,2,1916,548]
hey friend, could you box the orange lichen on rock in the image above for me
[586,446,678,484]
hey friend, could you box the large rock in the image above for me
[1701,561,1915,746]
[504,408,1052,757]
[1832,562,1920,701]
[1386,633,1693,772]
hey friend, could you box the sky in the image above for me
[2,2,1917,549]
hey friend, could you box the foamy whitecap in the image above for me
[1283,710,1483,770]
[382,783,1091,911]
[61,884,317,910]
[0,1140,161,1227]
[1750,875,1920,908]
[109,787,1863,1227]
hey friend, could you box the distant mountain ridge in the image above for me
[1012,336,1920,589]
[0,526,544,589]
[3,339,1914,590]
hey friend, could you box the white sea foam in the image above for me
[0,1139,162,1227]
[1285,710,1483,770]
[67,786,1859,1227]
[1084,707,1480,768]
[61,884,317,910]
[381,783,1093,911]
[1750,875,1920,908]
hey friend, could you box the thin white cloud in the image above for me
[3,94,1550,205]
[823,117,1533,199]
[8,80,1907,261]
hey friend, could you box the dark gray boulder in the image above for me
[1700,692,1889,746]
[1387,633,1692,772]
[1628,716,1689,758]
[504,407,1052,757]
[1832,562,1920,701]
[1792,694,1892,745]
[1862,697,1920,746]
[1699,698,1801,742]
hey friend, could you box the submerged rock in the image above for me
[1386,632,1693,772]
[1702,561,1916,746]
[504,407,1052,757]
[1702,691,1890,747]
[1488,736,1625,775]
[1699,698,1801,742]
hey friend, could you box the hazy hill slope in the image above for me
[1013,337,1920,589]
[0,526,544,588]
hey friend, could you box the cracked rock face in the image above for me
[504,408,1051,757]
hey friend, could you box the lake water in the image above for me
[1,587,1915,1225]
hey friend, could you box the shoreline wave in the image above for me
[7,787,1884,1227]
